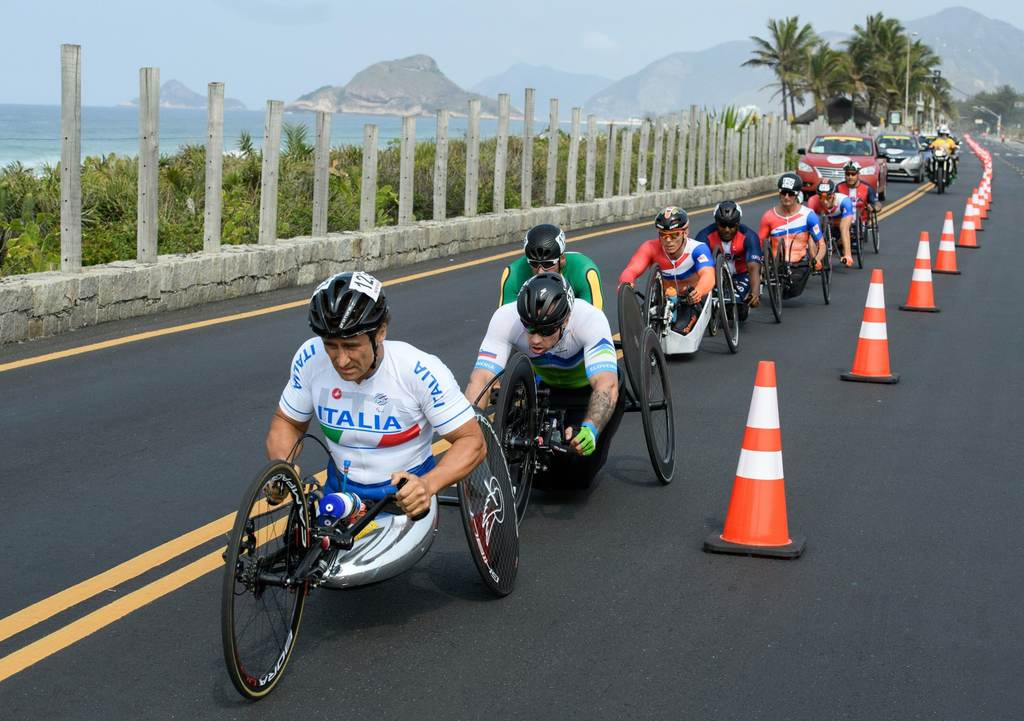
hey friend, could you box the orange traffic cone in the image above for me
[967,202,983,232]
[933,228,961,275]
[958,213,980,249]
[841,269,900,384]
[900,233,940,312]
[704,360,804,559]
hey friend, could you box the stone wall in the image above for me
[0,176,775,345]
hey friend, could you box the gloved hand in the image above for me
[568,422,599,456]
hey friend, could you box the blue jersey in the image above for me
[694,223,763,275]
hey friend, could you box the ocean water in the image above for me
[0,104,543,168]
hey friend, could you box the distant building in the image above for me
[793,96,876,127]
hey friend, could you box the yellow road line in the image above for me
[0,194,774,375]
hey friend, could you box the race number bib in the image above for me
[349,271,382,301]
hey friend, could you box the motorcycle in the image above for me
[930,147,952,194]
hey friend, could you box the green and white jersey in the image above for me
[474,300,618,389]
[498,252,604,309]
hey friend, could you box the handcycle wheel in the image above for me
[637,327,675,484]
[714,253,739,354]
[763,239,782,323]
[617,280,646,404]
[493,353,537,522]
[221,461,311,700]
[821,244,832,305]
[458,413,519,596]
[852,220,863,269]
[642,265,666,338]
[868,208,880,253]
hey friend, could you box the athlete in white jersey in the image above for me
[465,273,623,487]
[267,272,484,518]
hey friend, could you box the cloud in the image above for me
[580,30,620,53]
[213,0,330,26]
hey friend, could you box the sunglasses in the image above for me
[844,171,859,176]
[527,258,559,270]
[522,322,561,337]
[716,222,739,230]
[779,190,798,197]
[658,230,686,240]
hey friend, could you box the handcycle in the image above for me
[220,412,518,700]
[769,232,830,306]
[760,237,784,323]
[634,250,739,356]
[863,206,880,254]
[478,302,676,504]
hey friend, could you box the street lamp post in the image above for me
[904,31,919,128]
[974,105,1002,137]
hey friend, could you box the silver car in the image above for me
[876,133,924,182]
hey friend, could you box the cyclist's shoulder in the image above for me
[290,336,328,369]
[564,251,601,273]
[384,340,457,382]
[694,222,716,241]
[569,298,612,332]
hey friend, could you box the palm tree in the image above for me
[801,42,846,117]
[744,17,820,120]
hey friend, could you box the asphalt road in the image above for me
[1,144,1021,721]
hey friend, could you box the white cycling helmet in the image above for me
[938,125,950,135]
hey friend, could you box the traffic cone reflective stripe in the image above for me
[900,233,940,312]
[934,228,961,274]
[957,216,979,249]
[704,360,804,559]
[967,202,983,232]
[841,269,899,384]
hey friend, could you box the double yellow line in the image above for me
[0,185,925,683]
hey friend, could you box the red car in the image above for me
[796,134,887,200]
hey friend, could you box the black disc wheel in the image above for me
[617,280,646,404]
[764,239,782,323]
[637,327,675,484]
[493,353,537,522]
[458,413,520,596]
[714,254,739,353]
[221,461,311,700]
[643,265,666,338]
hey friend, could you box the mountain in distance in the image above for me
[128,79,246,110]
[584,41,778,119]
[584,7,1024,119]
[905,6,1024,95]
[471,63,614,119]
[289,54,517,118]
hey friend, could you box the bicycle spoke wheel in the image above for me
[853,223,863,269]
[822,246,832,305]
[493,353,537,522]
[221,462,311,700]
[458,414,519,596]
[765,240,782,323]
[719,267,739,354]
[643,266,666,338]
[870,210,880,253]
[638,328,675,484]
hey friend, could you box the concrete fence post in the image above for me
[618,127,632,196]
[760,117,769,176]
[203,83,225,251]
[464,98,480,217]
[545,98,558,206]
[359,124,379,231]
[707,116,717,184]
[663,116,677,190]
[674,110,686,189]
[685,106,698,188]
[398,115,416,225]
[715,120,725,184]
[565,107,581,203]
[59,44,81,272]
[521,88,534,209]
[257,99,283,245]
[603,122,616,198]
[696,111,708,187]
[637,120,650,192]
[728,127,738,181]
[584,113,597,202]
[311,109,331,237]
[137,67,160,262]
[493,93,509,213]
[433,109,448,221]
[651,117,663,192]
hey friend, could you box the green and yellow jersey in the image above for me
[498,252,603,309]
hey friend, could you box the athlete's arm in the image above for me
[498,264,514,306]
[584,267,603,310]
[464,307,515,407]
[618,242,655,286]
[393,417,485,518]
[266,410,309,461]
[744,228,763,305]
[689,244,717,301]
[271,342,317,462]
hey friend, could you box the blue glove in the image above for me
[574,422,599,456]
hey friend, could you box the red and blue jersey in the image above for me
[694,223,763,275]
[837,181,878,220]
[806,192,854,224]
[619,238,715,286]
[759,206,823,264]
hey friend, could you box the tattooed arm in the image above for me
[583,371,619,432]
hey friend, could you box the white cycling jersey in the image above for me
[474,299,618,389]
[279,338,475,499]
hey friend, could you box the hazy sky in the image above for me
[2,1,1022,107]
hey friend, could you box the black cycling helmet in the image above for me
[778,172,801,193]
[523,224,567,264]
[308,271,389,339]
[815,179,836,195]
[842,160,861,174]
[655,206,689,231]
[714,200,743,226]
[516,272,574,334]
